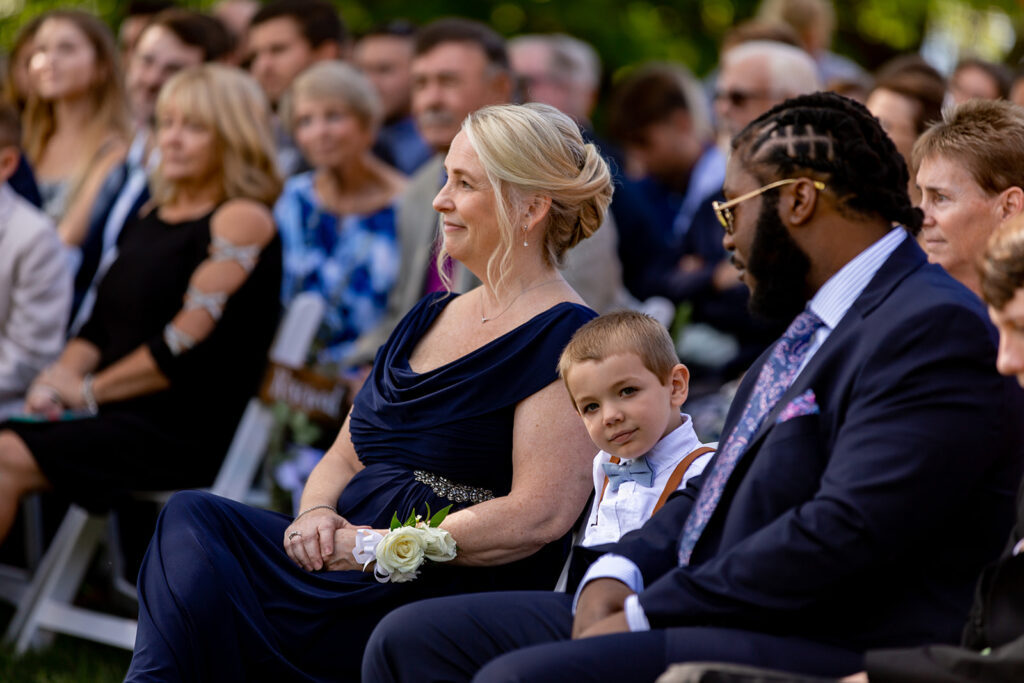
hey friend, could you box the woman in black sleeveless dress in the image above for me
[0,64,282,534]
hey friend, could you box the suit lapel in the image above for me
[742,237,927,451]
[395,155,444,306]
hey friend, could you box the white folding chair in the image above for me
[2,293,325,653]
[0,498,46,606]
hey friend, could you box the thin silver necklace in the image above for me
[479,279,561,323]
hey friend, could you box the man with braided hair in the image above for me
[362,92,1024,682]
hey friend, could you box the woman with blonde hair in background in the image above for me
[0,64,282,547]
[126,102,612,682]
[22,10,130,247]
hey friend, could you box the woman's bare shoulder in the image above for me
[211,199,275,244]
[535,282,589,311]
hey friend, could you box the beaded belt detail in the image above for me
[413,470,495,504]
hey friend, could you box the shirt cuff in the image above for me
[623,594,650,631]
[571,554,644,614]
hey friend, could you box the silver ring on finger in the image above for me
[288,531,302,540]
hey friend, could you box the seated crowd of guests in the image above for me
[1,0,1024,680]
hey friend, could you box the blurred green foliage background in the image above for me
[2,0,1023,77]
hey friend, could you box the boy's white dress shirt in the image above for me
[581,414,713,547]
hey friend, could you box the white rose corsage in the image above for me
[352,504,457,583]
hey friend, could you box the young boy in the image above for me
[558,310,715,548]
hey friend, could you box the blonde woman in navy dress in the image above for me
[126,102,613,681]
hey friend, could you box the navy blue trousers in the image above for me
[362,591,864,683]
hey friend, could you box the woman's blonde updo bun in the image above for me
[459,103,613,288]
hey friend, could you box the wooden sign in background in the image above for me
[259,362,349,427]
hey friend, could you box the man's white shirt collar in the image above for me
[642,415,702,475]
[809,227,907,331]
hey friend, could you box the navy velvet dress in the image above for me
[126,292,596,682]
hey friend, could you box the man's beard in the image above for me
[746,192,812,323]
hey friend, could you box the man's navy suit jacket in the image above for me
[607,236,1024,652]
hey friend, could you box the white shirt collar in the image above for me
[644,413,702,474]
[128,129,148,168]
[808,227,906,330]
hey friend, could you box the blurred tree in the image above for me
[2,0,1021,89]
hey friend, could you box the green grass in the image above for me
[0,605,132,682]
[0,639,131,683]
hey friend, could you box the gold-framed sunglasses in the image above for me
[712,178,826,233]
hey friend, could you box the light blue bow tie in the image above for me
[603,457,654,492]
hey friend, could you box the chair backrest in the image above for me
[2,293,327,654]
[209,292,324,501]
[266,293,325,367]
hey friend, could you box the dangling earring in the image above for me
[522,225,529,247]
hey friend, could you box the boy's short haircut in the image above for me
[0,103,21,150]
[558,310,679,402]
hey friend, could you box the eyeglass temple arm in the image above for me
[717,178,826,210]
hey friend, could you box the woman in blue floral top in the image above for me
[275,62,405,369]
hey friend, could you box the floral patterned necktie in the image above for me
[678,309,824,565]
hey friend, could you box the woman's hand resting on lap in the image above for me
[323,526,381,572]
[24,383,64,418]
[25,366,85,417]
[284,509,368,572]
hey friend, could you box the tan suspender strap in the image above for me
[597,455,621,507]
[652,446,716,516]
